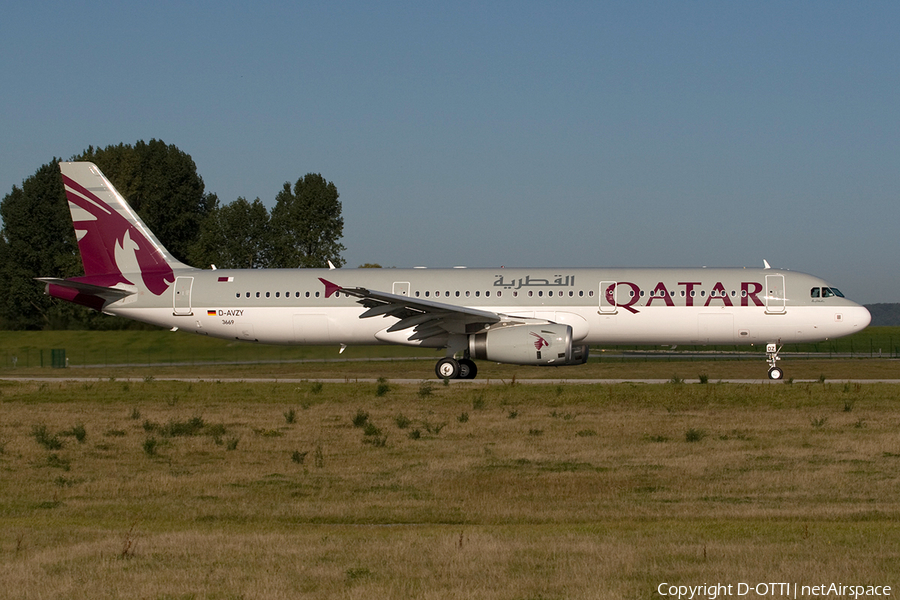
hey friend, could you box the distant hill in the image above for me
[865,304,900,326]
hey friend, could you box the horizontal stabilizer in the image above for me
[36,278,135,302]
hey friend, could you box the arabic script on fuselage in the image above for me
[493,275,575,290]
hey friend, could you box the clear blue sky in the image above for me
[2,1,898,303]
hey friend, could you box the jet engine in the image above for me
[468,323,589,366]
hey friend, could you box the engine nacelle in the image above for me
[468,323,589,367]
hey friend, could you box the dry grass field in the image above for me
[1,376,899,599]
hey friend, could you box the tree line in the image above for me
[0,140,346,330]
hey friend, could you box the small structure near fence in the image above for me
[51,349,67,368]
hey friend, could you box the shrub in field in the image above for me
[352,409,369,428]
[685,428,707,442]
[47,454,71,470]
[346,567,372,582]
[32,425,63,450]
[418,382,434,398]
[284,408,297,424]
[62,424,87,443]
[472,395,486,410]
[143,437,158,456]
[291,450,308,464]
[457,412,469,423]
[394,414,411,429]
[153,416,206,437]
[423,421,446,435]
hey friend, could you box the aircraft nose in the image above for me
[849,305,871,330]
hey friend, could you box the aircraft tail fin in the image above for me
[58,162,191,296]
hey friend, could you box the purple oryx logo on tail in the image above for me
[61,168,175,296]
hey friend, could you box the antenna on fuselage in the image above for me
[763,260,771,269]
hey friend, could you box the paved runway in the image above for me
[3,376,900,385]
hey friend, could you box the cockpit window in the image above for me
[812,287,845,298]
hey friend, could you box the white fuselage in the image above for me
[107,266,871,348]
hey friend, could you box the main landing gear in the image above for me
[766,343,784,380]
[435,356,478,380]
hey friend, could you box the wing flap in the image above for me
[320,277,500,343]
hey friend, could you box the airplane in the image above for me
[39,162,871,380]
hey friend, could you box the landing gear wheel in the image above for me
[458,358,478,380]
[765,342,783,381]
[435,357,460,380]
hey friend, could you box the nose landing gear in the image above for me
[766,343,784,380]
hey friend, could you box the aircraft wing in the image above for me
[320,278,500,341]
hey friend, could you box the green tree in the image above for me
[269,173,346,268]
[0,160,84,329]
[78,140,216,262]
[0,141,215,329]
[189,197,272,269]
